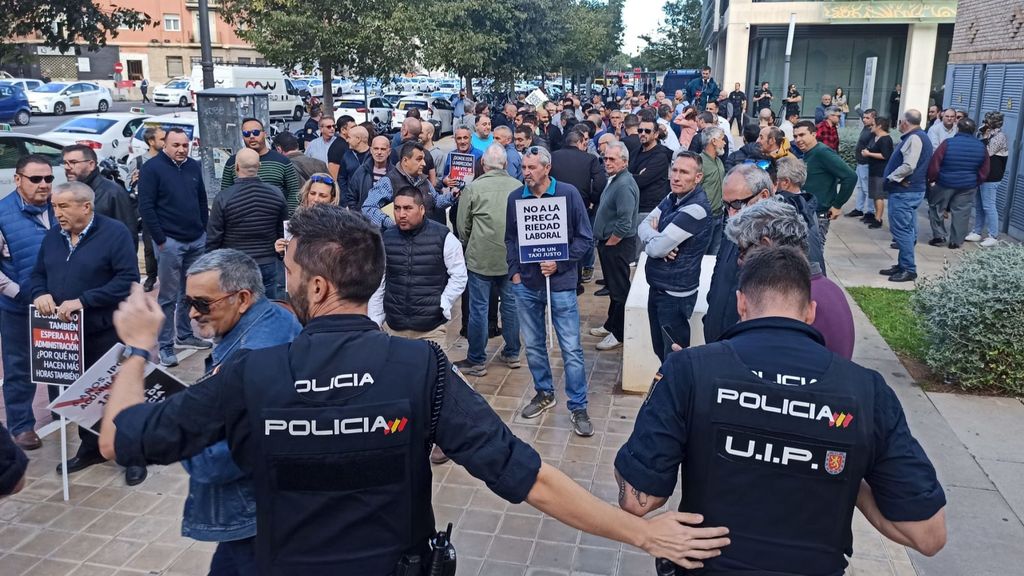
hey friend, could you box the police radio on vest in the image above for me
[294,373,375,393]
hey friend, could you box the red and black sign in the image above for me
[29,305,84,387]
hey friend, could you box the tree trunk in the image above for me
[321,65,334,119]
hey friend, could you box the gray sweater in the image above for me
[593,171,640,241]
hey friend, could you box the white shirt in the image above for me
[717,116,737,151]
[368,230,468,328]
[780,120,795,141]
[927,123,957,149]
[306,135,337,164]
[657,118,681,152]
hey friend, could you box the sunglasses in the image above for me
[183,291,239,315]
[526,146,543,155]
[638,128,654,134]
[18,173,55,184]
[321,124,336,129]
[310,174,335,185]
[725,192,762,212]
[241,129,263,137]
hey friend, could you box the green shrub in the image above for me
[912,245,1024,394]
[836,126,902,170]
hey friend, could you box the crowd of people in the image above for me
[0,74,964,574]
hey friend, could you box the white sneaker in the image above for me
[596,333,622,351]
[964,233,982,242]
[589,326,611,337]
[980,236,999,248]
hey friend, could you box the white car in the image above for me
[28,82,112,116]
[39,112,152,163]
[0,132,67,200]
[382,91,419,107]
[334,97,393,126]
[153,78,192,107]
[128,111,202,162]
[0,78,44,93]
[391,96,454,136]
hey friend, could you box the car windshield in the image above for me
[398,101,428,110]
[337,100,366,108]
[54,118,118,134]
[134,121,196,140]
[34,83,67,93]
[165,80,189,89]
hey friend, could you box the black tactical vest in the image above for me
[382,219,449,332]
[236,315,437,575]
[676,342,875,575]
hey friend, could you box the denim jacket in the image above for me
[180,298,302,541]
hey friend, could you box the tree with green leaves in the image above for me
[0,0,151,53]
[636,0,705,71]
[220,0,422,115]
[558,0,624,86]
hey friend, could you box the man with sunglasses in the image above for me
[62,144,138,251]
[0,155,56,450]
[30,181,147,484]
[630,119,672,261]
[221,118,302,215]
[304,115,338,165]
[206,148,288,299]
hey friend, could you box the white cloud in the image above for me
[621,0,668,55]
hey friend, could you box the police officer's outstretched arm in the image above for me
[856,481,946,556]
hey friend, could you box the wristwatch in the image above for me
[120,345,151,363]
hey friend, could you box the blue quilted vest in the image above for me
[0,192,53,313]
[884,129,932,194]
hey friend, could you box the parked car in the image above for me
[128,111,201,162]
[0,78,44,93]
[0,84,32,126]
[28,82,112,115]
[153,78,192,107]
[334,97,394,126]
[0,132,67,199]
[382,91,418,107]
[392,96,454,136]
[40,112,151,163]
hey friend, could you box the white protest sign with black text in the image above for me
[516,196,568,263]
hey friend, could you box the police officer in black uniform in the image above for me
[615,246,947,575]
[99,204,732,575]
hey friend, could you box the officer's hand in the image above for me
[641,512,730,570]
[114,283,163,350]
[34,294,57,316]
[540,261,558,277]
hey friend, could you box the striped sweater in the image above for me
[221,149,302,215]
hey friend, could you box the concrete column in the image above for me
[901,23,939,118]
[722,22,750,90]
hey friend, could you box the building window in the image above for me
[238,57,251,64]
[256,58,266,65]
[167,56,184,78]
[164,14,181,32]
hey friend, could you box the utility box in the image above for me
[195,88,270,198]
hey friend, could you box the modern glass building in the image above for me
[701,0,956,120]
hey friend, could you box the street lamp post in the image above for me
[198,0,215,89]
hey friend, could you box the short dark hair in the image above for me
[241,117,263,128]
[274,131,299,152]
[16,154,52,173]
[793,120,817,134]
[875,116,891,132]
[360,120,376,140]
[674,150,703,169]
[578,120,596,137]
[474,102,488,115]
[702,66,712,72]
[658,104,672,119]
[63,144,97,163]
[165,127,188,139]
[514,125,533,139]
[738,245,811,314]
[623,114,640,129]
[862,108,877,118]
[399,141,425,160]
[406,108,422,120]
[286,204,383,304]
[522,112,538,126]
[697,111,716,124]
[142,126,162,146]
[393,185,425,205]
[337,115,355,127]
[564,129,585,147]
[957,117,977,136]
[638,109,657,123]
[742,123,761,144]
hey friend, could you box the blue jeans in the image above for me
[974,182,999,237]
[839,112,847,128]
[466,271,520,365]
[513,283,587,411]
[155,234,206,353]
[582,211,597,269]
[888,191,925,274]
[1,309,34,436]
[855,164,873,214]
[258,262,278,300]
[648,289,697,362]
[208,536,257,576]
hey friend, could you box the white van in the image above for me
[190,65,305,121]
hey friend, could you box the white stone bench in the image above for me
[622,253,718,393]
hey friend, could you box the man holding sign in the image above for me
[505,147,595,437]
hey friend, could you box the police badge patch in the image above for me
[825,450,847,475]
[644,373,663,405]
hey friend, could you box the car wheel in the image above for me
[53,102,66,115]
[14,110,30,126]
[98,100,109,112]
[292,106,304,121]
[178,96,189,107]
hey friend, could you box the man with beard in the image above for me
[221,118,302,215]
[629,118,673,261]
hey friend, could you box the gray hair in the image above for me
[523,144,551,167]
[187,248,265,299]
[493,125,512,138]
[826,106,841,116]
[605,141,629,163]
[775,156,807,187]
[904,109,922,127]
[726,163,775,197]
[482,143,507,171]
[53,181,95,204]
[725,197,809,254]
[701,126,725,148]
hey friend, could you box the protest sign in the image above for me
[515,196,569,263]
[29,305,84,387]
[525,89,549,107]
[48,344,188,435]
[448,152,476,185]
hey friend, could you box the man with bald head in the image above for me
[338,125,371,191]
[391,116,435,184]
[493,125,522,180]
[346,135,392,210]
[206,148,288,298]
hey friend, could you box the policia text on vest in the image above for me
[99,206,731,575]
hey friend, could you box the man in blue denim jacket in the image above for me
[178,249,301,574]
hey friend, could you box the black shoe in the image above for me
[879,265,902,276]
[125,465,147,486]
[860,213,875,222]
[948,243,960,249]
[928,237,946,247]
[576,284,585,296]
[143,277,156,292]
[595,287,610,296]
[888,270,918,283]
[57,452,106,474]
[889,242,898,249]
[521,392,556,419]
[488,324,501,339]
[845,209,864,218]
[596,278,606,286]
[868,217,883,229]
[459,326,467,338]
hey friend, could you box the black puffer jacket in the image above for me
[206,177,287,263]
